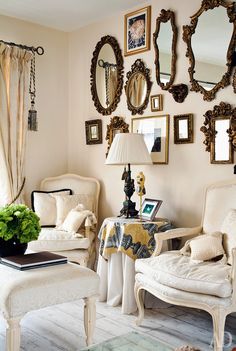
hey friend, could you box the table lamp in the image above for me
[105,133,152,218]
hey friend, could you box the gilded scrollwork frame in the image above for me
[90,35,124,115]
[124,59,152,115]
[153,9,178,91]
[105,116,129,157]
[182,0,236,101]
[200,101,236,164]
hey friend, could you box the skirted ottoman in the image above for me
[0,262,100,351]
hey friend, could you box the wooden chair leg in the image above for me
[134,281,145,326]
[84,296,96,346]
[6,318,21,351]
[211,308,226,351]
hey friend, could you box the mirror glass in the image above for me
[156,21,172,85]
[96,43,117,108]
[127,73,147,108]
[214,119,230,162]
[179,119,188,139]
[192,7,232,91]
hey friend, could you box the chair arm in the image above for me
[231,248,236,303]
[152,226,202,256]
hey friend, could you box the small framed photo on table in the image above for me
[140,198,163,221]
[85,119,102,145]
[124,6,151,56]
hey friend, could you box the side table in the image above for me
[97,216,172,314]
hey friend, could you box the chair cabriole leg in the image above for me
[84,296,96,346]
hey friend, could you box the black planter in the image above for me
[0,238,27,257]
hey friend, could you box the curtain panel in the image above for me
[0,43,32,205]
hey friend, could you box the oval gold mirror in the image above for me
[153,9,177,90]
[183,0,236,101]
[125,59,152,115]
[90,35,124,115]
[200,102,236,164]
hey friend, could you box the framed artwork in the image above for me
[85,119,102,145]
[174,114,194,144]
[150,94,163,112]
[140,198,163,221]
[132,115,170,164]
[124,6,151,56]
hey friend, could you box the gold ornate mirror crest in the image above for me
[124,59,152,115]
[183,0,236,101]
[90,35,124,115]
[200,102,236,164]
[153,9,178,91]
[106,116,129,157]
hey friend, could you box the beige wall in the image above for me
[68,0,235,227]
[0,15,69,205]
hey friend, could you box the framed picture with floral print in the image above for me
[124,6,151,56]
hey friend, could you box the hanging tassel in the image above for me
[28,53,38,131]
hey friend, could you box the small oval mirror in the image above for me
[125,59,152,115]
[90,36,124,115]
[153,9,177,90]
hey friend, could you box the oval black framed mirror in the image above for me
[124,59,152,115]
[153,9,178,91]
[90,35,124,115]
[200,102,236,164]
[183,0,236,101]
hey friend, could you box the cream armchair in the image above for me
[135,179,236,351]
[28,173,100,268]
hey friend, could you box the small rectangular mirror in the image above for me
[174,114,193,144]
[211,117,233,164]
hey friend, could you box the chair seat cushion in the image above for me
[135,251,232,298]
[28,228,92,251]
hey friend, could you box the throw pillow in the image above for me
[31,189,72,227]
[59,209,87,234]
[53,194,94,226]
[221,209,236,265]
[189,232,225,261]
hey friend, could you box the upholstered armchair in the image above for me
[28,174,100,268]
[135,179,236,351]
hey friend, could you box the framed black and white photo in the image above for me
[140,198,163,221]
[85,119,102,145]
[124,6,151,56]
[132,115,169,164]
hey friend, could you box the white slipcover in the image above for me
[135,251,232,298]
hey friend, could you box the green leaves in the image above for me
[0,204,40,243]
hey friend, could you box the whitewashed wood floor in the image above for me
[0,300,235,350]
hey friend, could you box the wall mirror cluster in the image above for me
[200,102,236,164]
[153,9,177,91]
[106,116,129,157]
[183,0,236,101]
[90,35,124,115]
[125,59,152,115]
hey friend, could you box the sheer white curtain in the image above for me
[0,43,32,206]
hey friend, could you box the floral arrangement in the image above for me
[0,204,40,244]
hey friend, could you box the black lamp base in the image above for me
[119,199,139,218]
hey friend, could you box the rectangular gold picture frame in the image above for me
[173,114,194,144]
[85,119,102,145]
[150,94,163,112]
[132,115,169,164]
[124,6,151,56]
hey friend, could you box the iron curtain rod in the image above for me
[0,39,44,55]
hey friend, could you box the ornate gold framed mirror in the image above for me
[200,102,236,164]
[90,35,124,115]
[183,0,236,101]
[153,9,178,91]
[106,116,129,157]
[174,114,194,144]
[124,59,152,115]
